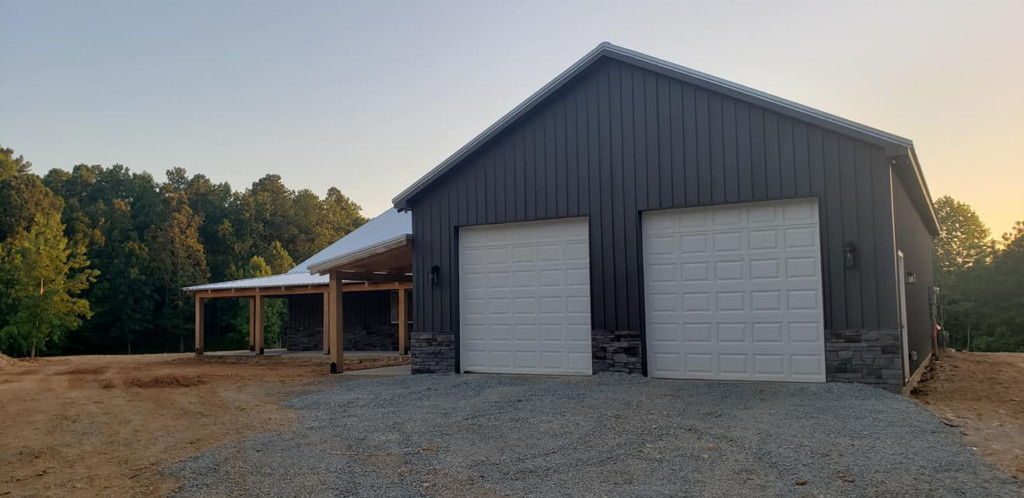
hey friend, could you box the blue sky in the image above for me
[2,1,1022,233]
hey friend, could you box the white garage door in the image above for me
[459,218,592,375]
[643,199,826,382]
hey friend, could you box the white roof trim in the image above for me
[393,41,918,210]
[308,234,411,275]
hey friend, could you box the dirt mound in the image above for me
[0,352,23,370]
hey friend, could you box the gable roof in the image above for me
[392,42,938,234]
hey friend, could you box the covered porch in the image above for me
[189,279,411,357]
[184,208,415,373]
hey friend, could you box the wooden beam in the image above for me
[190,285,327,299]
[341,281,413,292]
[254,293,265,355]
[329,271,344,373]
[322,290,330,355]
[336,271,412,283]
[248,297,256,351]
[397,288,407,355]
[194,296,204,355]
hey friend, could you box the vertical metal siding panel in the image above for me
[644,72,661,208]
[470,156,480,225]
[709,93,725,204]
[621,64,640,329]
[598,64,616,328]
[545,107,559,218]
[838,136,862,329]
[495,143,506,223]
[534,115,548,219]
[822,131,846,329]
[610,62,628,327]
[793,121,811,197]
[565,93,579,215]
[669,80,685,208]
[695,88,712,205]
[657,76,673,207]
[447,184,458,335]
[482,152,493,224]
[779,117,796,198]
[440,185,453,333]
[515,130,527,219]
[855,143,878,328]
[524,121,538,220]
[749,107,767,201]
[632,67,649,211]
[683,85,698,206]
[736,102,753,202]
[586,72,605,331]
[431,195,442,331]
[872,150,898,329]
[576,85,590,214]
[807,126,831,328]
[723,98,739,203]
[764,112,781,199]
[555,99,568,218]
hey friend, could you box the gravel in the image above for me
[169,374,1021,497]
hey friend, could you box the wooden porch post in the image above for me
[397,289,407,355]
[329,271,344,373]
[248,297,256,351]
[194,296,204,355]
[254,292,265,355]
[322,289,330,355]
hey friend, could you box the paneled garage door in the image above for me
[459,218,592,375]
[643,199,826,382]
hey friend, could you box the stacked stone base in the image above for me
[592,330,643,374]
[825,329,903,392]
[285,325,322,352]
[411,331,455,373]
[409,327,906,393]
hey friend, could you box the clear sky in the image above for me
[2,1,1022,235]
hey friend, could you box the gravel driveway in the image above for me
[169,374,1020,497]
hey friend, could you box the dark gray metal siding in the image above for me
[410,59,901,355]
[892,173,936,374]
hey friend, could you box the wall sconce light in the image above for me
[905,272,917,285]
[429,265,440,286]
[843,242,857,268]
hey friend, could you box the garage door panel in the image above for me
[643,199,826,382]
[460,218,593,375]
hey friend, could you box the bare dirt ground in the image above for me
[0,352,408,497]
[912,351,1024,481]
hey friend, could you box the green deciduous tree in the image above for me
[0,212,97,357]
[933,195,993,274]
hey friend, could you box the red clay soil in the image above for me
[0,353,408,497]
[912,351,1024,481]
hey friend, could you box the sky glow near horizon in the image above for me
[2,0,1021,235]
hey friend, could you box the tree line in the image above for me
[0,145,366,357]
[932,196,1023,352]
[1,142,1021,357]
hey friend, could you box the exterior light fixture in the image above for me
[843,242,857,268]
[905,272,917,285]
[429,265,441,285]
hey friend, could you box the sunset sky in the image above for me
[2,0,1021,235]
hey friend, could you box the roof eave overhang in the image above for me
[308,234,412,275]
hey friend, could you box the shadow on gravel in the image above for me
[169,374,1022,497]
